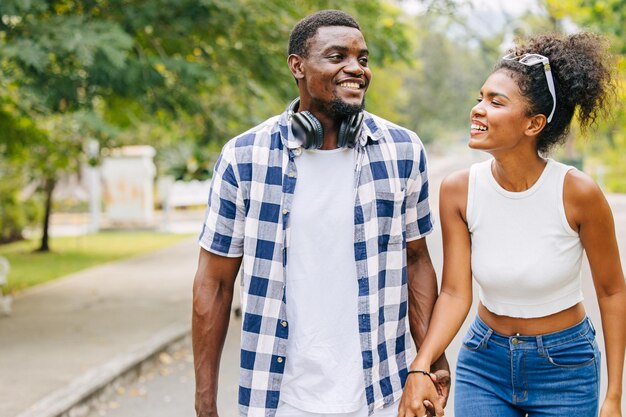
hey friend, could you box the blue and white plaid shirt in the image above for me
[199,108,433,417]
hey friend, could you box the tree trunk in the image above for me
[37,177,56,253]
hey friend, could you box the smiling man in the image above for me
[192,10,449,417]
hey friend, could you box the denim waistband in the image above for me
[471,314,596,349]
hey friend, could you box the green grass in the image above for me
[0,231,194,294]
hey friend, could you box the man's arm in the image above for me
[406,238,450,405]
[192,248,242,417]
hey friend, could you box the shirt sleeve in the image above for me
[405,143,433,241]
[198,145,246,257]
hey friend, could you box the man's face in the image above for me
[295,25,371,118]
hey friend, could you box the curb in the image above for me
[15,323,190,417]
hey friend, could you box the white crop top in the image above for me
[467,158,584,318]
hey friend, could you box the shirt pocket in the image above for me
[374,191,405,249]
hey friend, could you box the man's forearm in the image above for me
[192,250,241,417]
[406,240,437,353]
[192,276,234,416]
[406,239,449,373]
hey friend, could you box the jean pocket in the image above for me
[461,328,488,351]
[545,336,597,368]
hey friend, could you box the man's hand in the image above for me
[430,369,451,410]
[398,372,445,417]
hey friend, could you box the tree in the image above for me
[0,0,417,250]
[541,0,626,191]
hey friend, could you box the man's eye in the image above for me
[329,54,343,60]
[476,98,483,103]
[359,57,368,66]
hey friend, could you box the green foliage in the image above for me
[0,0,487,246]
[368,12,502,145]
[541,0,626,191]
[0,167,41,243]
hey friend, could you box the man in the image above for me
[192,10,449,417]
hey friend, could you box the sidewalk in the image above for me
[0,235,200,417]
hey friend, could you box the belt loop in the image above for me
[481,328,493,348]
[536,335,546,357]
[587,317,596,335]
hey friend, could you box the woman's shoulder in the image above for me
[441,168,470,192]
[563,168,610,224]
[564,168,604,204]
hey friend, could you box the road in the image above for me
[87,147,626,417]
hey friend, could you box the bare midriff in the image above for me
[478,302,586,336]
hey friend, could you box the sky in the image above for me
[401,0,543,16]
[400,0,548,40]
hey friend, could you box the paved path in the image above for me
[0,238,200,417]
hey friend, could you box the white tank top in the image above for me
[467,158,584,318]
[281,147,365,413]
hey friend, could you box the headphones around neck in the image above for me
[287,98,364,149]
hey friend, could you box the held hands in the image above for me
[398,369,450,417]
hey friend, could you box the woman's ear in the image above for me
[288,54,305,81]
[525,114,547,137]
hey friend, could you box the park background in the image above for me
[0,0,625,416]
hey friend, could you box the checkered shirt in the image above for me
[199,108,433,417]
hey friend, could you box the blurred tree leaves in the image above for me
[0,0,417,247]
[542,0,626,191]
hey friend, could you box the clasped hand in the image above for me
[397,369,450,417]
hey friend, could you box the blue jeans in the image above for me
[455,315,600,417]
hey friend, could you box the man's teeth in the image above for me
[471,124,487,131]
[340,82,360,89]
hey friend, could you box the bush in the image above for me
[0,173,41,244]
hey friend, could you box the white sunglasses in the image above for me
[502,52,556,123]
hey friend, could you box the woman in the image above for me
[398,33,625,417]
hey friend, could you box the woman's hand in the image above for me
[398,372,445,417]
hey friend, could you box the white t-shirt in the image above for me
[280,147,365,413]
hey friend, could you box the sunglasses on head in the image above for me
[502,52,556,123]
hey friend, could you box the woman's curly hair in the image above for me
[494,32,617,154]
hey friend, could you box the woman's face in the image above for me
[469,70,534,153]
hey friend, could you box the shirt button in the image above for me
[294,148,302,156]
[282,209,289,215]
[281,321,288,327]
[277,357,284,363]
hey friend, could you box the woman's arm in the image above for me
[398,170,474,417]
[565,170,626,417]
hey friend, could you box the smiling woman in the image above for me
[405,32,625,417]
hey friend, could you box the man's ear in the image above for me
[525,114,547,137]
[288,54,305,81]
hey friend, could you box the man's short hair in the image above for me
[288,10,360,58]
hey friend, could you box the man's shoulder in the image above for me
[222,114,284,154]
[364,112,423,147]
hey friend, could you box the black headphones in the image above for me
[287,98,364,149]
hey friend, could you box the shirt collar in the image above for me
[278,105,382,151]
